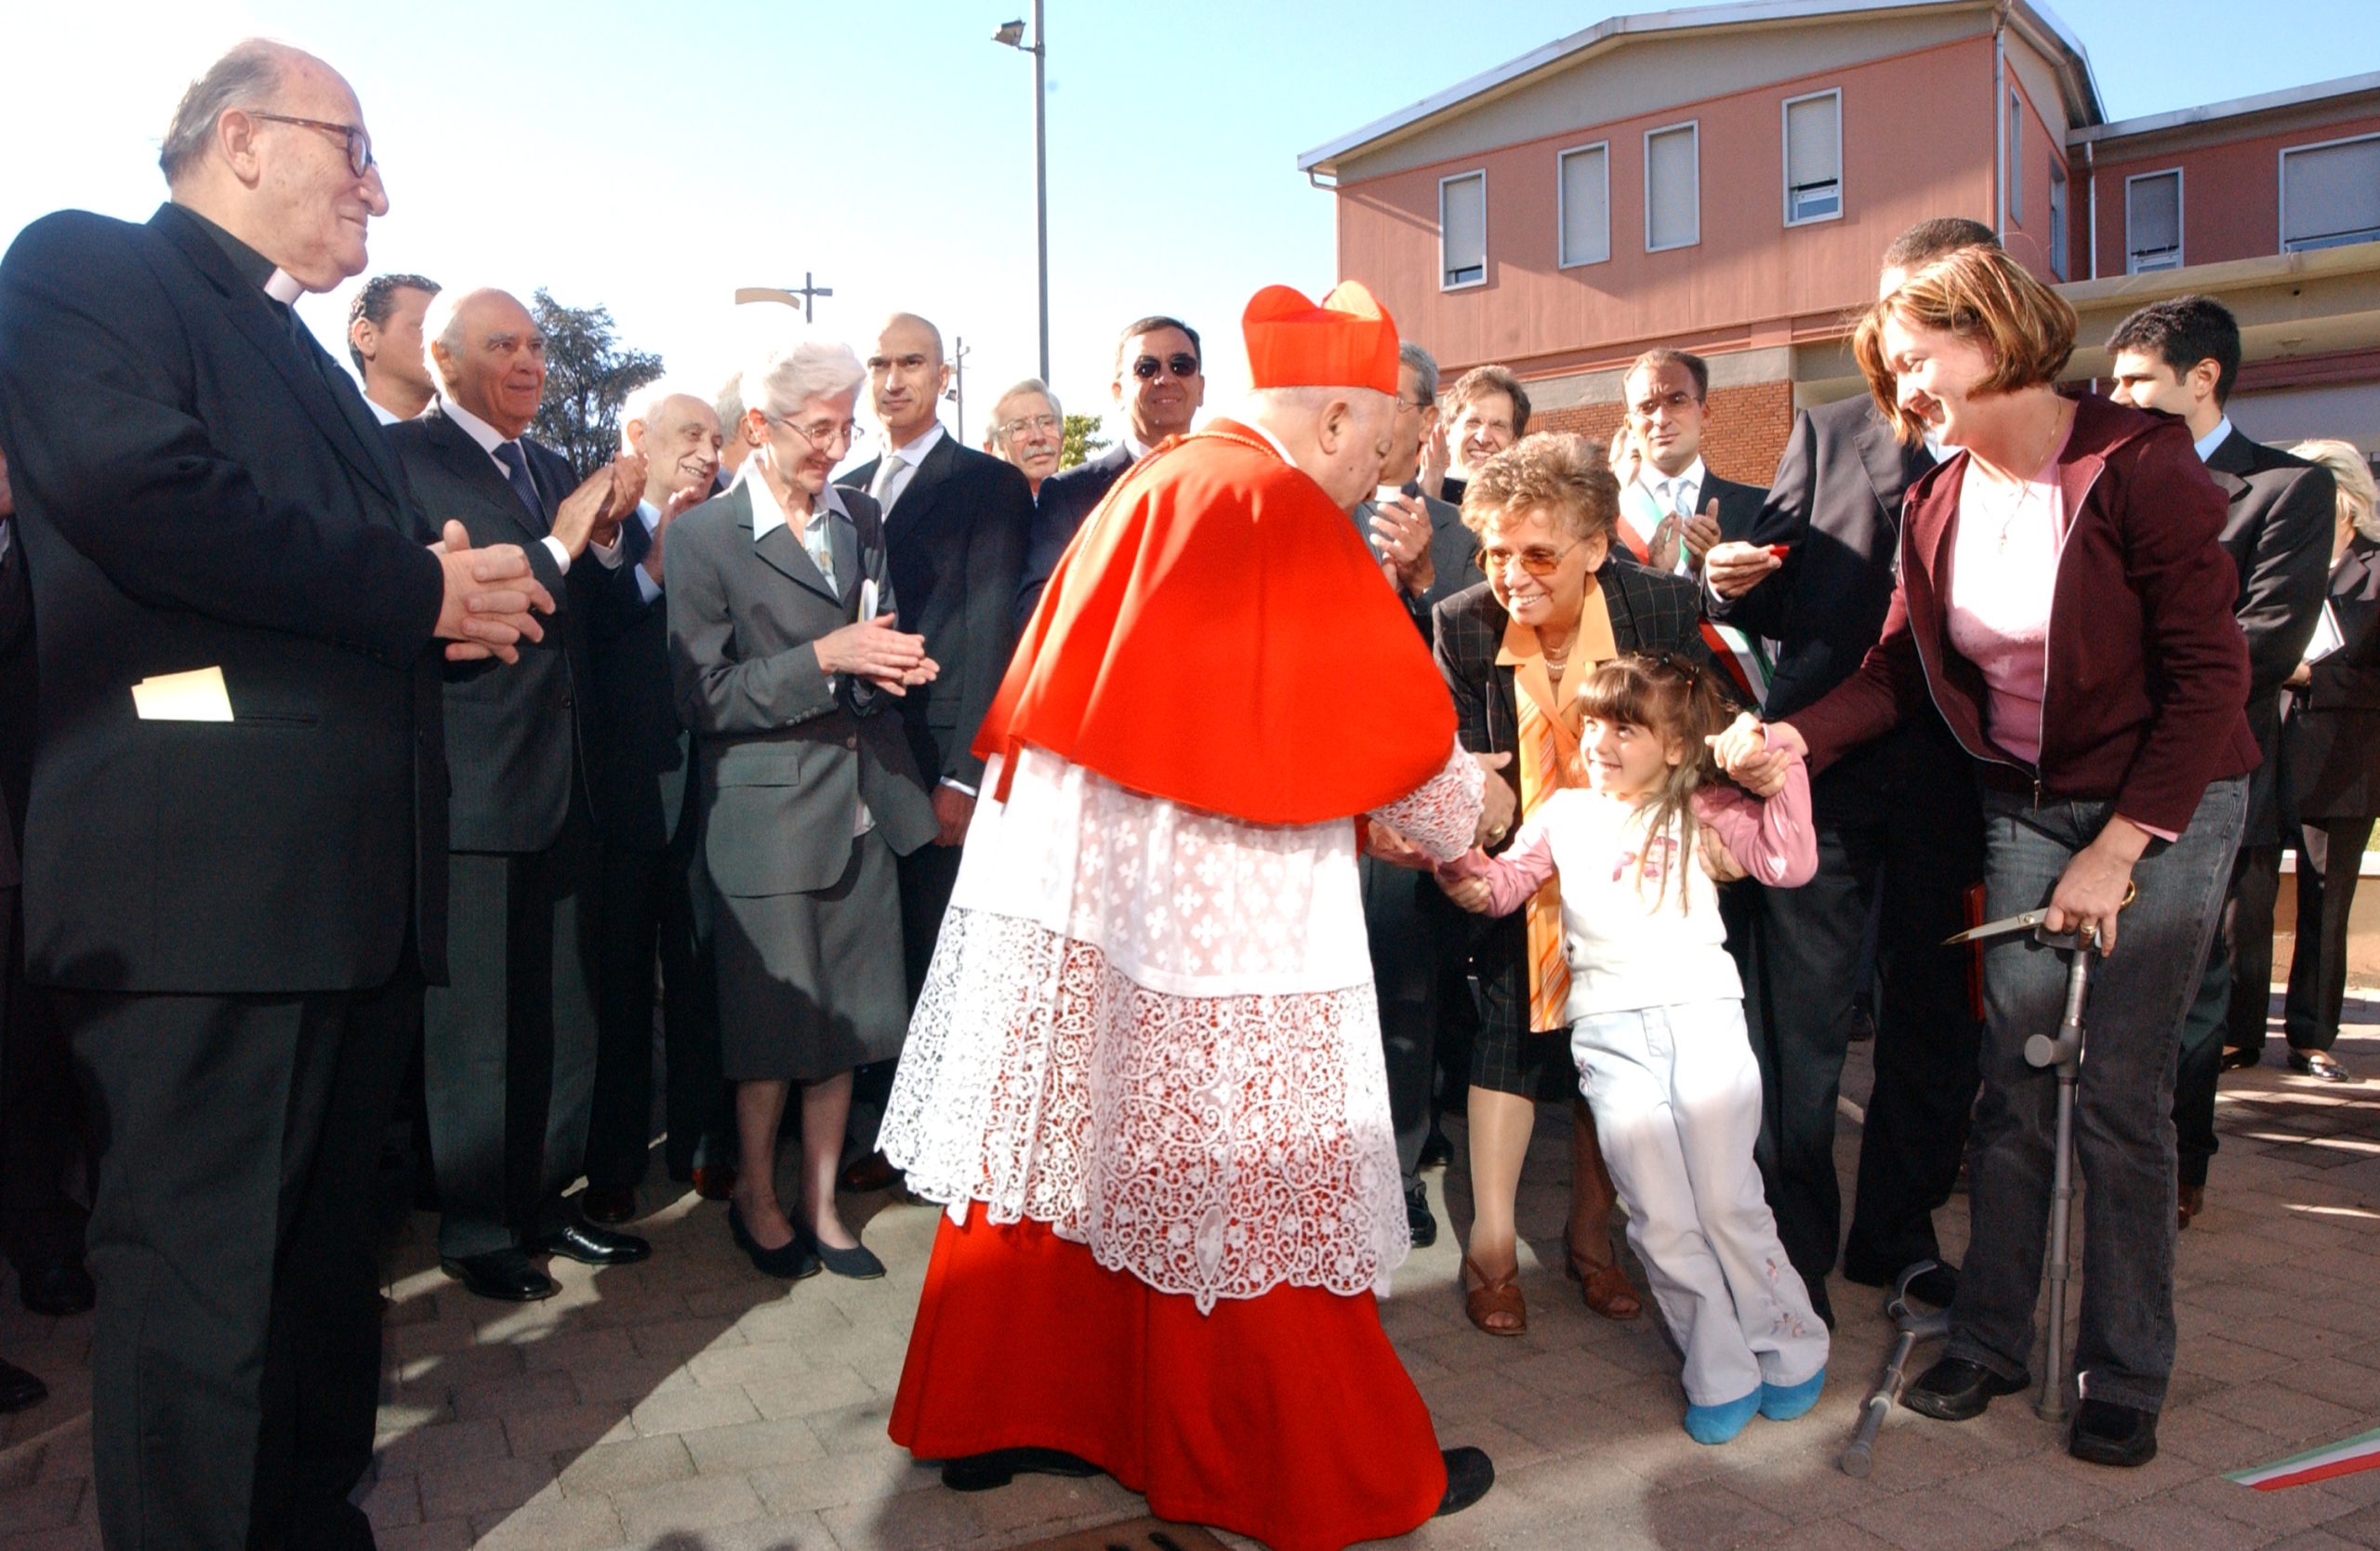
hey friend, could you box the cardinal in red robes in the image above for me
[879,281,1504,1550]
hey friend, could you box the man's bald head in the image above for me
[424,287,548,440]
[1242,385,1398,511]
[866,312,952,449]
[158,40,387,291]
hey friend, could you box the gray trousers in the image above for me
[424,806,600,1258]
[1951,777,2246,1412]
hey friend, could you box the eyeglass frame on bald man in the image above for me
[248,112,376,177]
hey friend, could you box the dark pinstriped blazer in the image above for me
[1432,558,1731,775]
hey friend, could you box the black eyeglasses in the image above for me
[250,112,376,178]
[1131,353,1200,381]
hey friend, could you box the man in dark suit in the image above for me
[0,452,49,1416]
[1703,219,1998,1320]
[2280,499,2380,1074]
[0,444,92,1326]
[0,40,555,1547]
[2108,296,2338,1219]
[835,313,1031,1184]
[1014,314,1202,629]
[390,285,654,1300]
[1353,341,1482,1247]
[580,382,734,1224]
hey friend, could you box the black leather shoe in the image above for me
[729,1205,820,1280]
[581,1185,639,1226]
[1405,1180,1438,1249]
[2069,1399,2158,1466]
[535,1222,651,1266]
[2289,1049,2353,1082]
[815,1237,886,1279]
[441,1250,559,1302]
[19,1257,96,1317]
[1904,1357,2029,1421]
[1435,1446,1494,1516]
[0,1357,46,1413]
[2219,1046,2261,1073]
[941,1446,1103,1491]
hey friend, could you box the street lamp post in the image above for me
[993,6,1049,382]
[733,271,834,323]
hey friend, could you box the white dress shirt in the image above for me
[1635,456,1708,577]
[628,500,665,604]
[869,422,945,513]
[367,397,403,427]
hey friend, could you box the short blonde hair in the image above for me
[1856,245,2076,444]
[1460,431,1618,548]
[2291,438,2380,544]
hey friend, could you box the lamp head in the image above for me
[992,20,1026,46]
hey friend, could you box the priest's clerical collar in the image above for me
[176,205,307,303]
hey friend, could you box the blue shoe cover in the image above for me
[1759,1367,1826,1421]
[1684,1388,1761,1444]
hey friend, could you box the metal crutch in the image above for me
[2022,922,2095,1424]
[1841,1261,1953,1478]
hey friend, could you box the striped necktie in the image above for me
[1514,670,1575,1033]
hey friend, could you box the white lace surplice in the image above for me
[880,741,1483,1312]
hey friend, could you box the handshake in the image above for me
[1706,711,1803,797]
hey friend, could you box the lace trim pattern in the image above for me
[882,908,1407,1311]
[1373,741,1488,863]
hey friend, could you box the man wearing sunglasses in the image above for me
[0,39,556,1550]
[1013,314,1203,628]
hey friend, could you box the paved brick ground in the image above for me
[3,1002,2376,1551]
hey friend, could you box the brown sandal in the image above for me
[1461,1254,1527,1337]
[1577,1261,1644,1321]
[1566,1232,1644,1320]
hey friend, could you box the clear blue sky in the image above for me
[3,0,2372,459]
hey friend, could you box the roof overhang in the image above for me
[1298,0,2101,181]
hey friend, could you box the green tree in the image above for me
[1061,412,1109,471]
[529,288,663,476]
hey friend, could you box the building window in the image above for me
[1439,170,1486,289]
[1558,143,1610,267]
[2125,169,2183,273]
[2048,158,2069,280]
[1782,89,1842,225]
[2281,134,2380,253]
[1646,122,1699,252]
[2005,90,2023,225]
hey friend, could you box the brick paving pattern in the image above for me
[3,1003,2375,1550]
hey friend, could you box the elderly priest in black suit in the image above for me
[389,285,653,1301]
[0,40,554,1549]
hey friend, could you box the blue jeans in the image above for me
[1949,777,2246,1412]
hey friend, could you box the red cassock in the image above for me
[881,421,1478,1551]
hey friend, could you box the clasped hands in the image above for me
[814,612,939,696]
[1368,493,1435,597]
[430,520,551,664]
[550,450,649,558]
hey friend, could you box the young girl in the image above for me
[1440,653,1829,1445]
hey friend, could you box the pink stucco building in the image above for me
[1299,0,2380,482]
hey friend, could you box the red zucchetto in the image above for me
[1241,280,1400,395]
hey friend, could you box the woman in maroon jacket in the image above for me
[1753,246,2253,1469]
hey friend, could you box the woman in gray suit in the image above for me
[668,338,940,1279]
